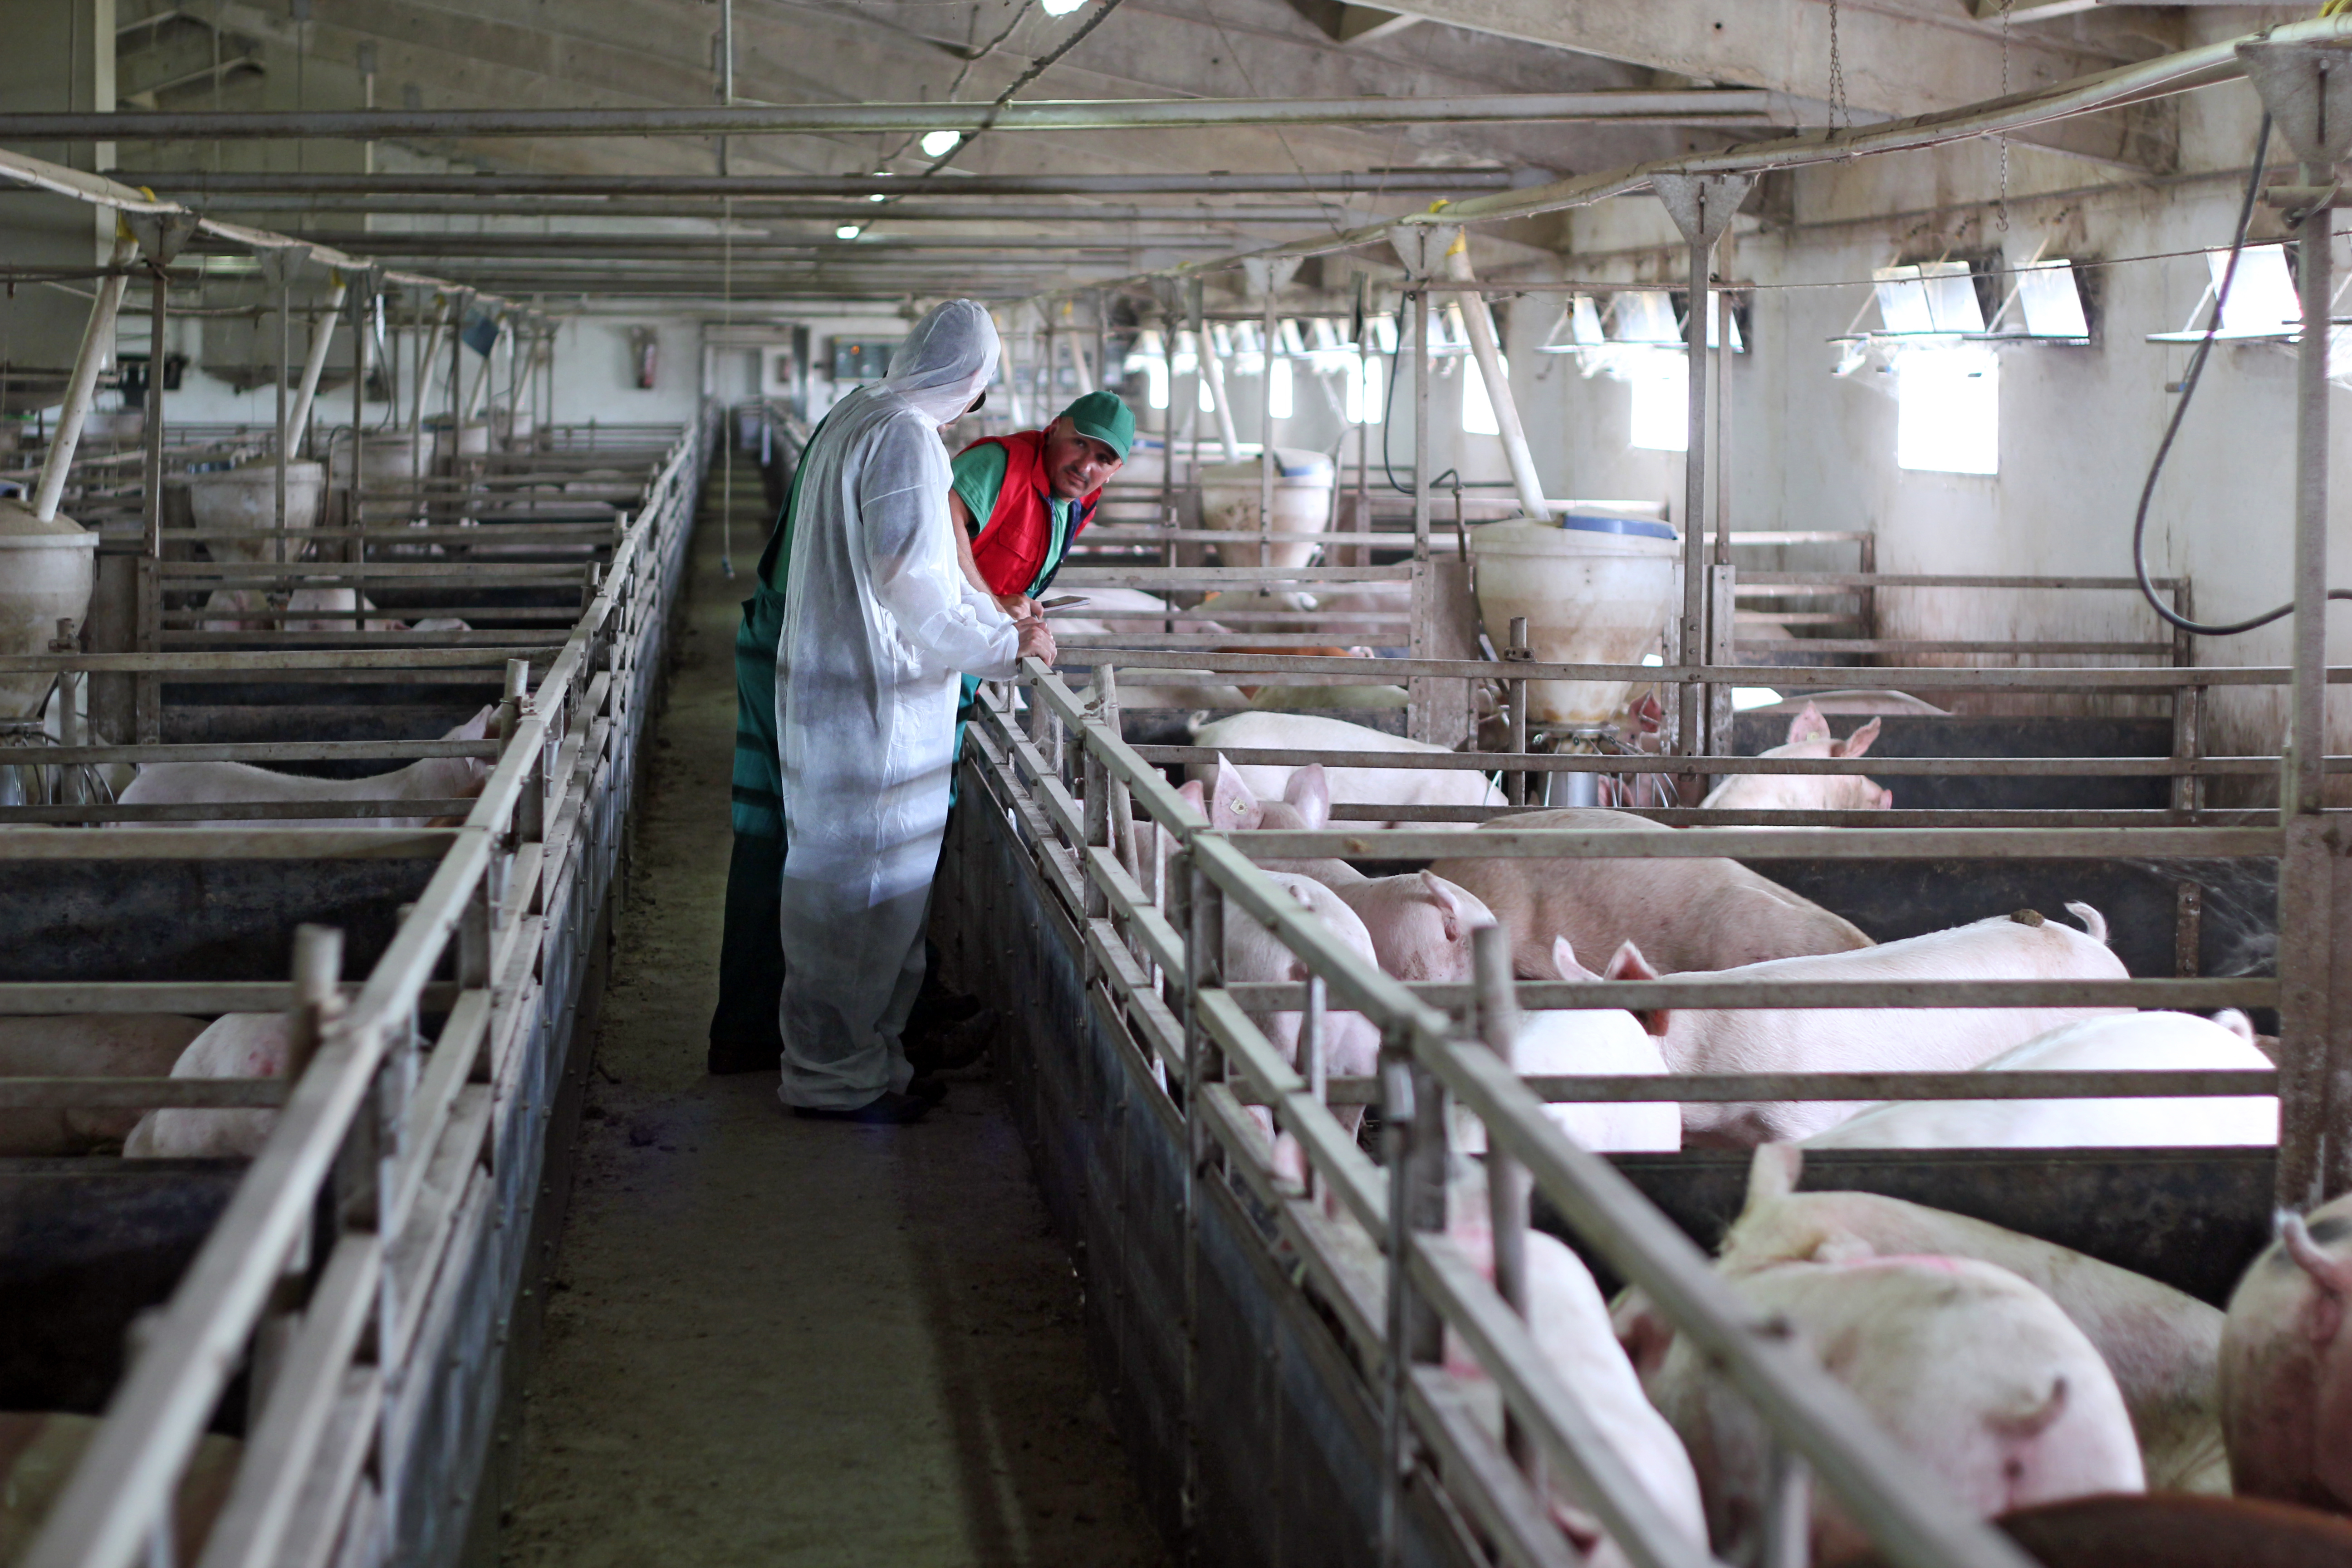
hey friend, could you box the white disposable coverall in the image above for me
[775,300,1019,1109]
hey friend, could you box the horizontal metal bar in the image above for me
[113,170,1524,198]
[0,828,458,860]
[1133,744,2313,779]
[0,647,558,674]
[1086,648,2350,687]
[0,739,492,765]
[12,91,1786,141]
[0,799,480,823]
[1295,1069,2278,1106]
[0,1077,288,1109]
[1738,640,2176,656]
[1056,565,1416,584]
[1738,573,2177,590]
[1225,977,2277,1011]
[1225,825,2281,860]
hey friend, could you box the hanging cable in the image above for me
[2130,112,2352,634]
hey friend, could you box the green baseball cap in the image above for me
[1059,390,1135,461]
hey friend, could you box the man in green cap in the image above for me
[706,389,1130,1077]
[947,388,1134,613]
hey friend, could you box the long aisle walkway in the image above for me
[500,468,1167,1568]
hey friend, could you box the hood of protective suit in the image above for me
[880,299,1000,429]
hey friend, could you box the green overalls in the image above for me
[706,438,812,1067]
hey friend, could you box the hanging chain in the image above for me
[1827,0,1850,132]
[1997,0,2013,232]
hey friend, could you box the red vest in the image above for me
[960,430,1098,596]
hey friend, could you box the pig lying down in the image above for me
[1630,902,2128,1146]
[117,705,495,827]
[1801,1009,2277,1151]
[1702,703,1894,812]
[1187,711,1504,828]
[1698,1145,2229,1494]
[1429,805,1873,979]
[0,1014,208,1155]
[123,1012,289,1159]
[1449,936,1681,1156]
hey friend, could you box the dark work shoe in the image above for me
[789,1090,932,1125]
[707,1035,779,1076]
[906,1073,949,1104]
[904,1008,999,1075]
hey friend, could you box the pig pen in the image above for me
[0,418,704,1568]
[930,639,2311,1568]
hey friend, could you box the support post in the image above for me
[1505,615,1530,806]
[1440,233,1550,522]
[286,272,350,458]
[1652,174,1750,765]
[122,202,199,743]
[1242,255,1301,568]
[1471,926,1540,1491]
[33,233,138,523]
[2239,39,2352,1205]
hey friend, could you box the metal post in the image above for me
[1653,174,1750,765]
[1505,616,1530,806]
[1259,289,1278,568]
[139,271,166,742]
[2239,39,2352,1205]
[286,273,349,458]
[1181,858,1225,1549]
[717,0,734,177]
[33,233,137,523]
[1413,289,1431,562]
[1441,233,1550,522]
[1470,926,1540,1490]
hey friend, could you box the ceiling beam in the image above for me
[1348,0,2179,170]
[0,91,1794,142]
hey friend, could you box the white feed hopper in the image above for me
[430,421,492,466]
[1469,509,1680,728]
[328,432,426,489]
[0,498,97,721]
[184,462,328,564]
[1199,448,1336,569]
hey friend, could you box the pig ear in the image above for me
[2281,1210,2352,1303]
[1212,755,1258,823]
[1603,941,1658,984]
[1744,1144,1804,1213]
[1834,716,1882,759]
[1551,936,1598,982]
[1786,701,1830,745]
[1604,942,1669,1036]
[1177,779,1205,815]
[1419,871,1465,941]
[1877,785,1896,810]
[1284,764,1332,831]
[2217,1009,2258,1045]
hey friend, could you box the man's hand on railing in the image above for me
[1015,617,1057,665]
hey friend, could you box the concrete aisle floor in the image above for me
[498,470,1168,1568]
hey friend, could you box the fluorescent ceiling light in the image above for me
[920,130,962,158]
[1042,0,1086,13]
[834,224,862,240]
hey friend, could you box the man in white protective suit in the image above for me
[773,300,1055,1123]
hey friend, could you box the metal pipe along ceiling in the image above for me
[160,198,1358,223]
[6,90,1790,140]
[106,171,1525,197]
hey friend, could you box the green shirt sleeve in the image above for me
[949,442,1008,538]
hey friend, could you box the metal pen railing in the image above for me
[955,653,2284,1568]
[16,418,706,1568]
